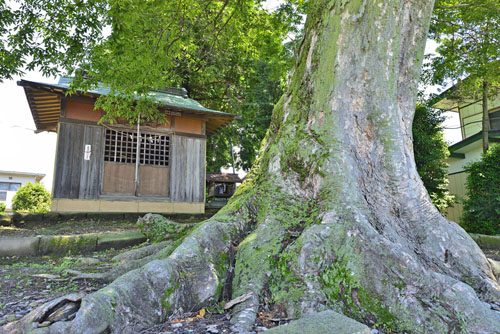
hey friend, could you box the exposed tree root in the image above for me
[111,240,173,263]
[4,206,253,334]
[4,192,500,334]
[66,240,180,283]
[230,220,287,332]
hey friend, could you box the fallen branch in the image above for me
[223,292,253,310]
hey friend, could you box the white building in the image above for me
[0,171,45,210]
[432,84,500,222]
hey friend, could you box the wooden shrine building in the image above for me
[18,78,238,214]
[206,172,242,208]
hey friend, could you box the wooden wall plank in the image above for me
[79,126,104,198]
[53,123,104,199]
[186,138,194,201]
[69,124,84,198]
[53,124,69,198]
[169,135,176,200]
[198,140,206,202]
[170,135,205,203]
[79,126,92,198]
[180,136,186,201]
[445,172,467,223]
[170,135,181,202]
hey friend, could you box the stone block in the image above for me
[96,231,146,251]
[0,237,40,257]
[38,234,97,255]
[265,310,372,334]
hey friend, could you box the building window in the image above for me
[104,128,170,166]
[490,110,500,131]
[0,192,6,201]
[0,182,21,191]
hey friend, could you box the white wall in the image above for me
[447,142,483,175]
[0,174,40,209]
[445,143,484,222]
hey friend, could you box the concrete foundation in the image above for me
[51,199,205,214]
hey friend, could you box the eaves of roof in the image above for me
[18,78,240,136]
[0,170,46,178]
[448,130,500,153]
[430,80,480,112]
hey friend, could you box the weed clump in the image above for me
[136,214,178,242]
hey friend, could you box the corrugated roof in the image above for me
[18,78,239,136]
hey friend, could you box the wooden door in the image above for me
[101,127,170,197]
[138,165,169,196]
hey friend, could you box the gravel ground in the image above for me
[135,310,287,334]
[0,247,284,333]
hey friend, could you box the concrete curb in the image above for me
[0,232,146,257]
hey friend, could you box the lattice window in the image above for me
[104,128,169,166]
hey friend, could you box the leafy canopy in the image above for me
[1,0,303,170]
[206,0,306,171]
[0,0,107,80]
[427,0,500,98]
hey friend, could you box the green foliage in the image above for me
[412,103,455,212]
[1,1,304,170]
[426,0,500,143]
[0,203,5,212]
[0,0,107,81]
[461,144,500,234]
[11,183,51,213]
[428,0,500,86]
[73,0,297,139]
[206,59,286,171]
[2,0,302,172]
[136,214,177,242]
[206,0,306,171]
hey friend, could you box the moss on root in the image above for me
[318,258,398,331]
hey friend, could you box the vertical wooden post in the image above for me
[135,115,141,196]
[482,80,489,153]
[230,138,236,174]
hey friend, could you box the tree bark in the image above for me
[5,1,500,333]
[482,80,489,153]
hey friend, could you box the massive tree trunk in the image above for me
[6,1,500,333]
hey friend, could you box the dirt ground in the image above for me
[0,244,285,333]
[0,248,117,324]
[2,215,494,333]
[0,213,284,333]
